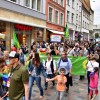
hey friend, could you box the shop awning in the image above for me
[48,29,64,35]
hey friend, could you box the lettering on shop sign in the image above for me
[15,24,32,31]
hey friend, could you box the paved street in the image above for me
[31,75,100,100]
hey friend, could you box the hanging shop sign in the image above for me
[50,34,62,42]
[15,24,32,31]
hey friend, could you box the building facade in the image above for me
[81,0,90,41]
[0,0,46,51]
[89,8,94,40]
[66,0,82,41]
[46,0,66,42]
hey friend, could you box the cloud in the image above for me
[90,0,100,24]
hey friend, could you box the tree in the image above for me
[95,33,99,38]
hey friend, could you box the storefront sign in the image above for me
[50,34,62,42]
[15,24,32,31]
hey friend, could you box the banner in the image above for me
[50,34,62,42]
[40,54,87,76]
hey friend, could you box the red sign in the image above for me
[15,24,32,31]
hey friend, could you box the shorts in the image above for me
[89,89,98,96]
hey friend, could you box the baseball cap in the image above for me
[9,51,19,59]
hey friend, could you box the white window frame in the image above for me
[67,10,70,22]
[48,6,54,23]
[55,9,59,24]
[60,12,64,26]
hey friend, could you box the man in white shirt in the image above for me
[43,52,56,90]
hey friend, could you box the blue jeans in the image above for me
[29,76,43,100]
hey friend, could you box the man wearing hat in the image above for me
[8,51,29,100]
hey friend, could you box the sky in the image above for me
[90,0,100,25]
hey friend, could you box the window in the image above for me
[61,0,64,7]
[72,0,74,8]
[83,21,84,28]
[25,0,30,7]
[60,13,64,25]
[67,0,70,6]
[10,0,16,2]
[77,3,78,10]
[76,14,78,21]
[49,7,53,22]
[56,0,58,3]
[85,22,86,28]
[32,0,36,9]
[71,13,74,23]
[55,10,59,24]
[37,0,41,11]
[67,11,70,22]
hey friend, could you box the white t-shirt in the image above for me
[87,61,99,72]
[45,59,56,74]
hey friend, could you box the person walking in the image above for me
[9,51,29,100]
[47,68,67,100]
[86,54,99,94]
[57,51,72,93]
[43,52,56,90]
[89,67,99,100]
[28,53,47,99]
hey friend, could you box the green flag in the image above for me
[13,32,20,48]
[64,24,69,38]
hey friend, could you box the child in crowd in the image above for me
[47,68,67,100]
[89,67,99,100]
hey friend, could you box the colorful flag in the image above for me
[13,32,20,48]
[64,24,69,38]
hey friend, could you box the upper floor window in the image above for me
[60,13,64,25]
[48,7,53,22]
[32,0,36,9]
[71,13,74,23]
[67,0,70,6]
[25,0,31,7]
[72,0,74,8]
[37,0,41,11]
[56,0,58,3]
[10,0,16,2]
[55,10,59,24]
[61,0,64,7]
[67,11,70,22]
[77,3,78,10]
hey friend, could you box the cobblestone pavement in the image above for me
[31,75,100,100]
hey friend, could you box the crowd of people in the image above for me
[0,40,100,100]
